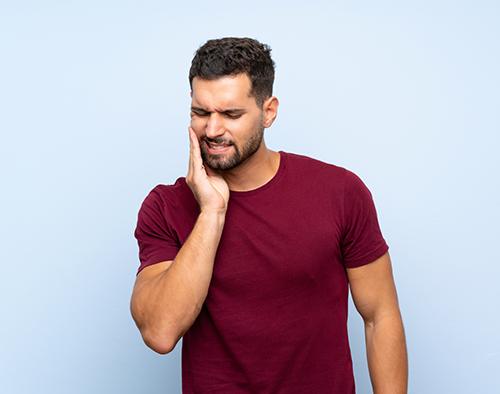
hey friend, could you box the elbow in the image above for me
[130,299,177,354]
[363,309,404,330]
[142,329,177,355]
[131,311,177,354]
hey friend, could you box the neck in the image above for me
[217,142,280,192]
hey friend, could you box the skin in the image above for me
[348,253,408,393]
[189,73,280,192]
[130,72,408,393]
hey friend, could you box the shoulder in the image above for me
[139,177,193,210]
[281,151,374,198]
[282,150,354,183]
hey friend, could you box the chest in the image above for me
[208,194,344,301]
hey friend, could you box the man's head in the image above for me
[188,37,278,171]
[189,37,275,108]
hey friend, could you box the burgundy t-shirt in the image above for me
[134,151,389,394]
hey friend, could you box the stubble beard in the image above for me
[200,125,265,171]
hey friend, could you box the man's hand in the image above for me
[186,127,229,214]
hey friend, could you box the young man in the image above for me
[130,37,408,394]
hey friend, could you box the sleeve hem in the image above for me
[136,253,177,276]
[344,243,389,269]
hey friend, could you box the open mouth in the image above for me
[206,141,232,154]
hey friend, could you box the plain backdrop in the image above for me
[1,1,499,393]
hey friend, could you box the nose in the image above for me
[205,113,226,139]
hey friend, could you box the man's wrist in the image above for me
[199,208,227,220]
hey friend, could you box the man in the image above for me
[130,37,408,394]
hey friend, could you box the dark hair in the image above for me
[189,37,275,107]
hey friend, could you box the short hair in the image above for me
[189,37,275,107]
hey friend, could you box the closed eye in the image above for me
[224,113,242,119]
[191,110,209,118]
[191,110,242,119]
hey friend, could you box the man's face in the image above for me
[190,73,265,171]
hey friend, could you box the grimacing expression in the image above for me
[190,74,266,171]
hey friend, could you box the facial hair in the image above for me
[200,125,265,171]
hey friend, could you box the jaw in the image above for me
[201,143,241,171]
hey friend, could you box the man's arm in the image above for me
[130,127,229,354]
[346,251,408,394]
[130,210,225,354]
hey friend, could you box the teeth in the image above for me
[208,142,229,149]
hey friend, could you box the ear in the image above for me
[262,96,279,128]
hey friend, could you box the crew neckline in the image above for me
[229,150,287,197]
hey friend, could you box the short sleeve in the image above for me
[340,169,389,268]
[133,186,180,275]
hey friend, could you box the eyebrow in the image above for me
[191,106,246,114]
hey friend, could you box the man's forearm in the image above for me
[365,312,408,394]
[133,210,226,353]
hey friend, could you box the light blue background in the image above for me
[1,1,499,393]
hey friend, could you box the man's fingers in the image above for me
[188,127,205,177]
[188,126,195,177]
[189,127,203,168]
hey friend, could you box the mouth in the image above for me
[205,141,233,154]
